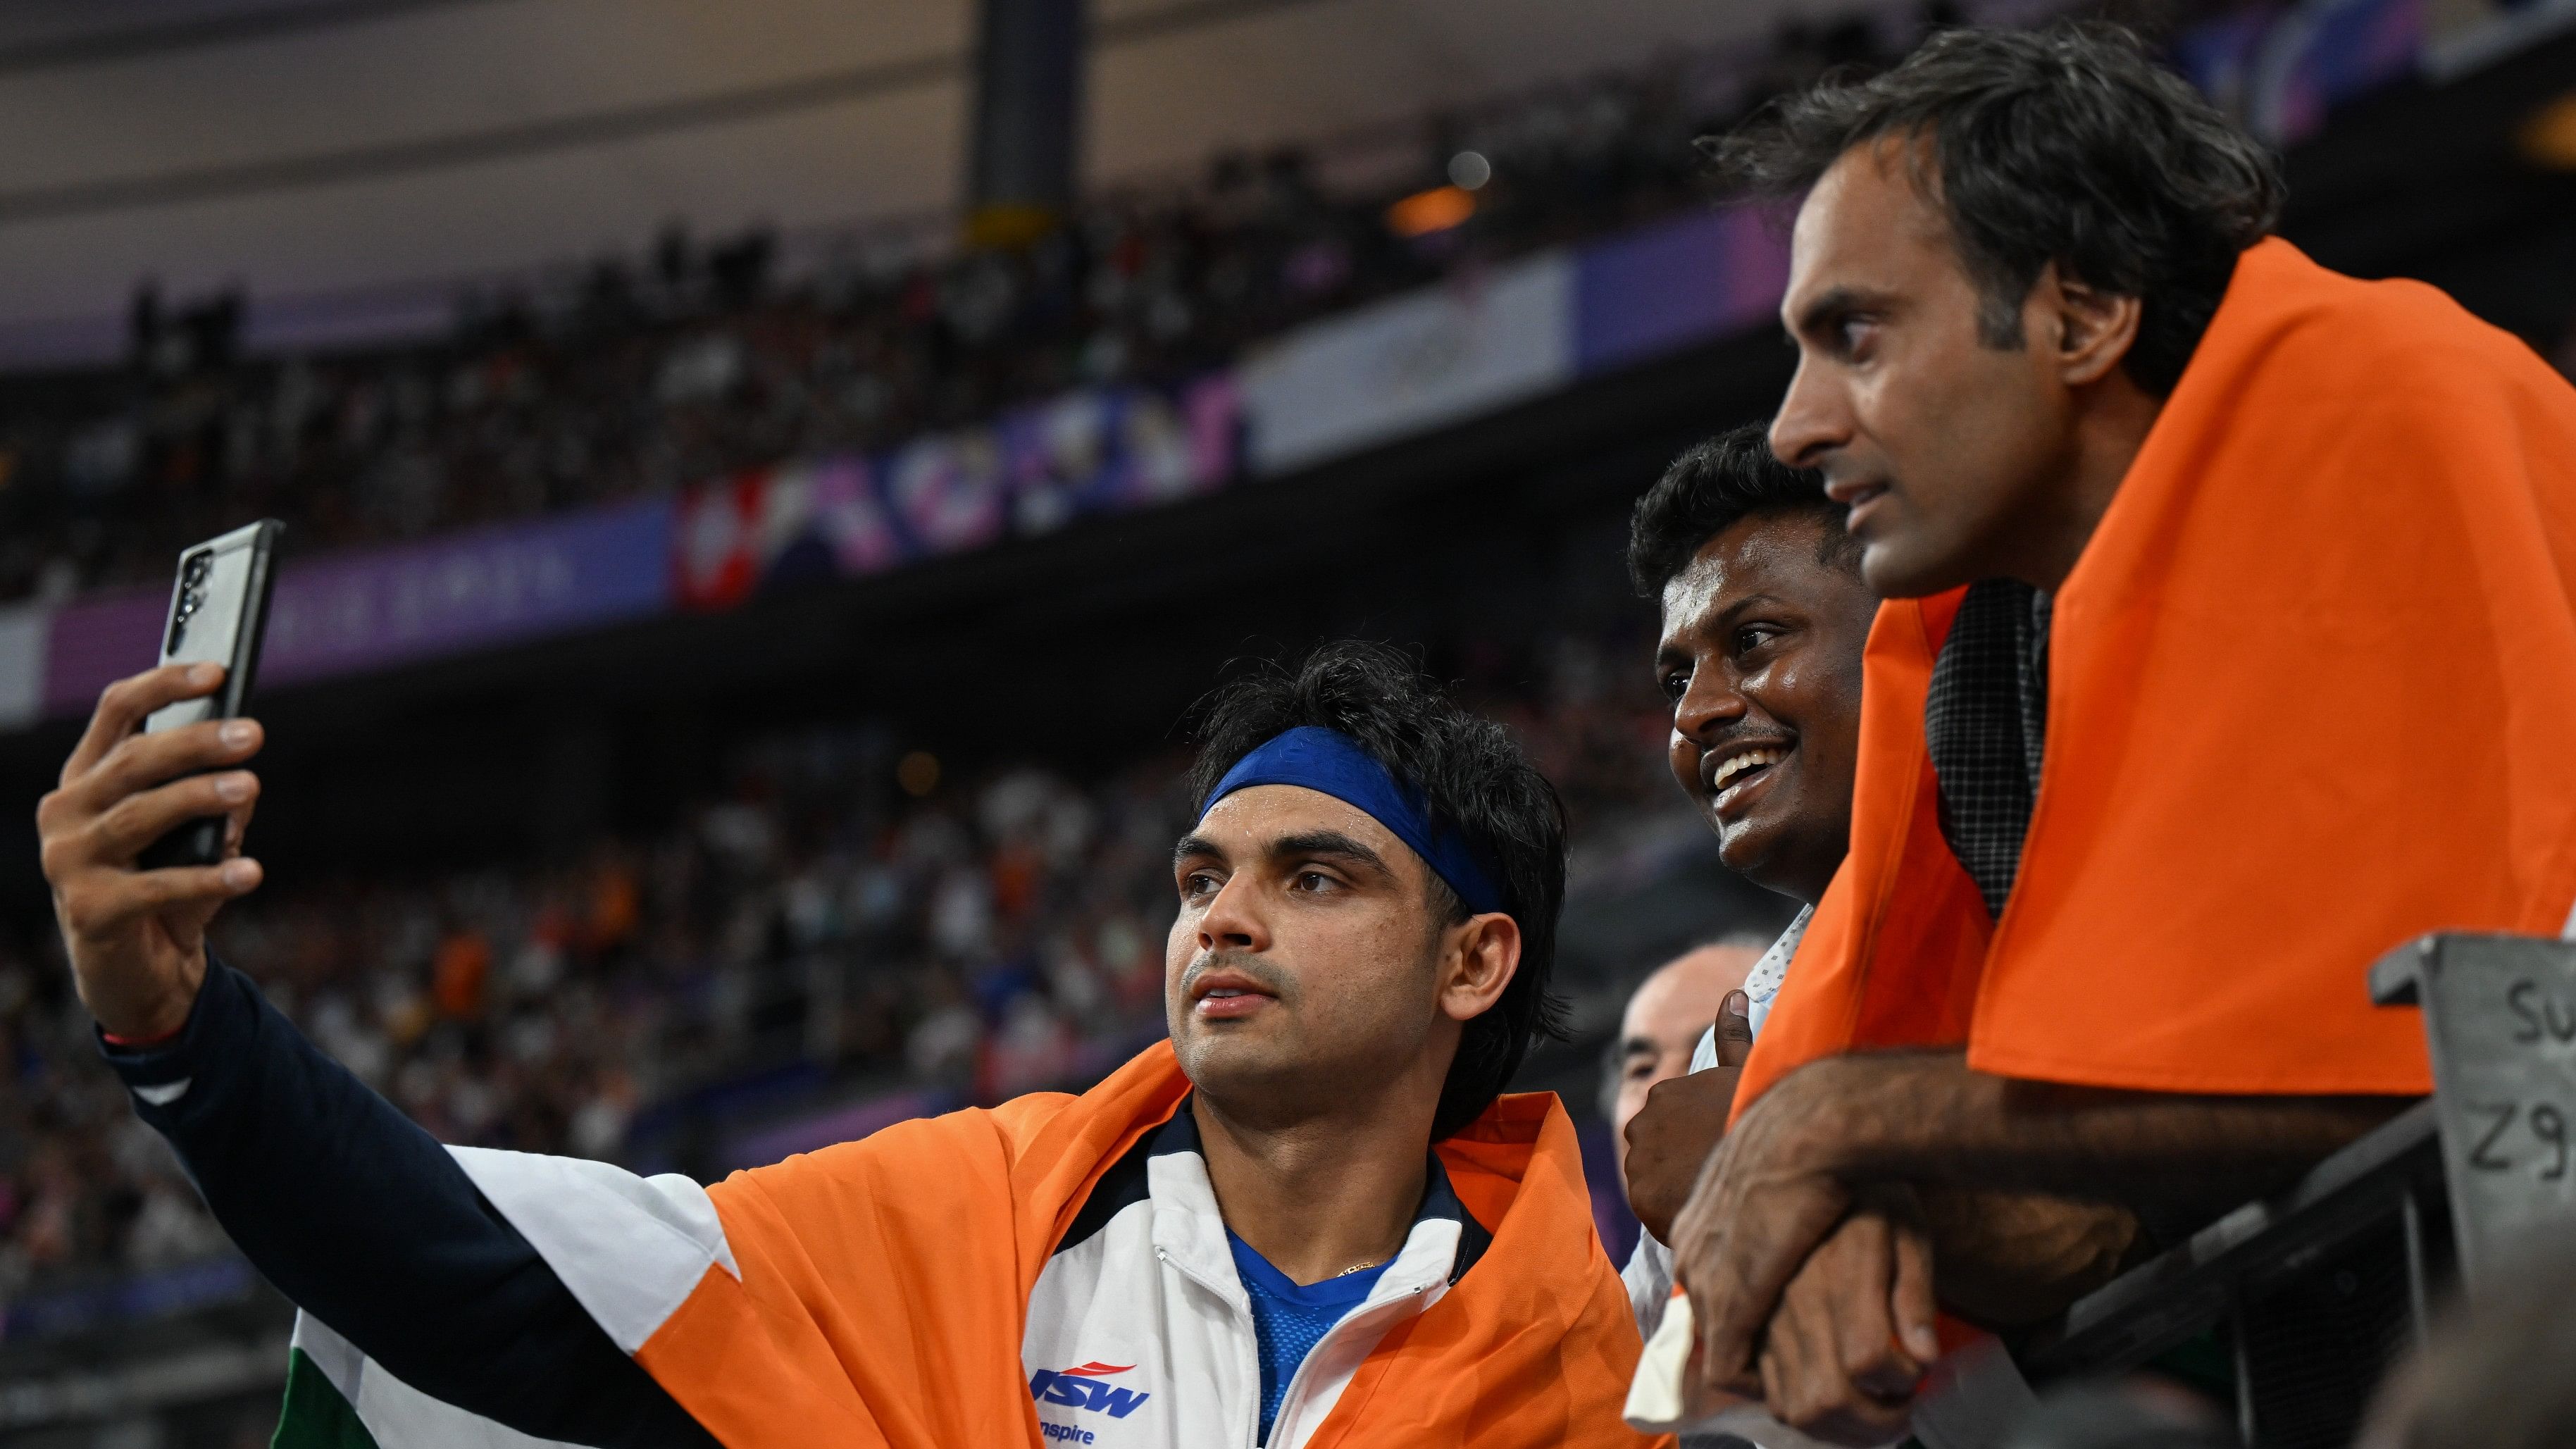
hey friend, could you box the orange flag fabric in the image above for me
[1743,237,2576,1109]
[635,1039,1663,1448]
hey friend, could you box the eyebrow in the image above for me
[1791,285,1881,338]
[1619,1034,1659,1061]
[1713,590,1793,634]
[1269,829,1397,882]
[1171,828,1398,883]
[1661,590,1796,664]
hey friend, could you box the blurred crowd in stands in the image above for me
[0,17,1900,607]
[0,1,1942,1328]
[0,632,1680,1304]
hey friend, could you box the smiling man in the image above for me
[1644,433,1872,931]
[40,643,1658,1449]
[1657,20,2576,1431]
[1617,425,1879,1262]
[1613,428,1891,1448]
[1614,430,2133,1448]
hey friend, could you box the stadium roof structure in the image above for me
[0,0,1819,363]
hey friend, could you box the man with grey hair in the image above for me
[1603,935,1770,1208]
[1607,928,1835,1449]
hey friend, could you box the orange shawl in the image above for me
[1743,237,2576,1108]
[633,1040,1661,1447]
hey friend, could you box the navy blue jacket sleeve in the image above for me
[101,956,716,1449]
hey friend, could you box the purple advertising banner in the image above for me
[32,196,1827,723]
[1573,203,1793,376]
[43,496,673,716]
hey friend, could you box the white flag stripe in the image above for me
[447,1145,738,1355]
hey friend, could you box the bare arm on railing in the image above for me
[1671,1045,2408,1408]
[1626,1011,2148,1444]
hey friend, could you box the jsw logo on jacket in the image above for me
[1021,1104,1490,1448]
[1031,1362,1154,1421]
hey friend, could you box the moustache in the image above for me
[1180,953,1291,998]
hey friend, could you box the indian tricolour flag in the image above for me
[274,1313,578,1449]
[270,1145,736,1448]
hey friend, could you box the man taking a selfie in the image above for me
[40,643,1659,1449]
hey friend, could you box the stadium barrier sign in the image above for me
[674,459,875,612]
[2369,933,2576,1290]
[1238,250,1576,476]
[259,497,677,690]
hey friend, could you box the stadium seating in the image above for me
[0,629,1684,1301]
[0,34,1834,611]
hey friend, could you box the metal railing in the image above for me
[2026,1103,2448,1448]
[2024,933,2576,1448]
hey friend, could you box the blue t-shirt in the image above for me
[1226,1231,1390,1444]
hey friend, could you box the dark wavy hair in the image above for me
[1187,640,1569,1139]
[1708,22,2282,396]
[1628,423,1852,597]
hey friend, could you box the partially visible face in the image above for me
[1769,139,2077,598]
[1657,511,1879,903]
[1166,786,1498,1119]
[1610,941,1762,1180]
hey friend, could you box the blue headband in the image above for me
[1202,726,1508,916]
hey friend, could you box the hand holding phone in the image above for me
[39,663,267,1041]
[138,521,281,869]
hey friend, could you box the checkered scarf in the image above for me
[1922,579,2053,920]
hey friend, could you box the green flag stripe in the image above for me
[271,1346,380,1449]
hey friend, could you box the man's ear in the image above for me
[1439,914,1522,1024]
[2039,262,2142,387]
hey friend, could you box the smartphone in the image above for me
[138,520,283,870]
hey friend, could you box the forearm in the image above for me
[103,956,712,1448]
[1917,1186,2143,1329]
[1775,1049,2408,1218]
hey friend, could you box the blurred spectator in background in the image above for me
[1604,936,1764,1190]
[1603,934,1811,1449]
